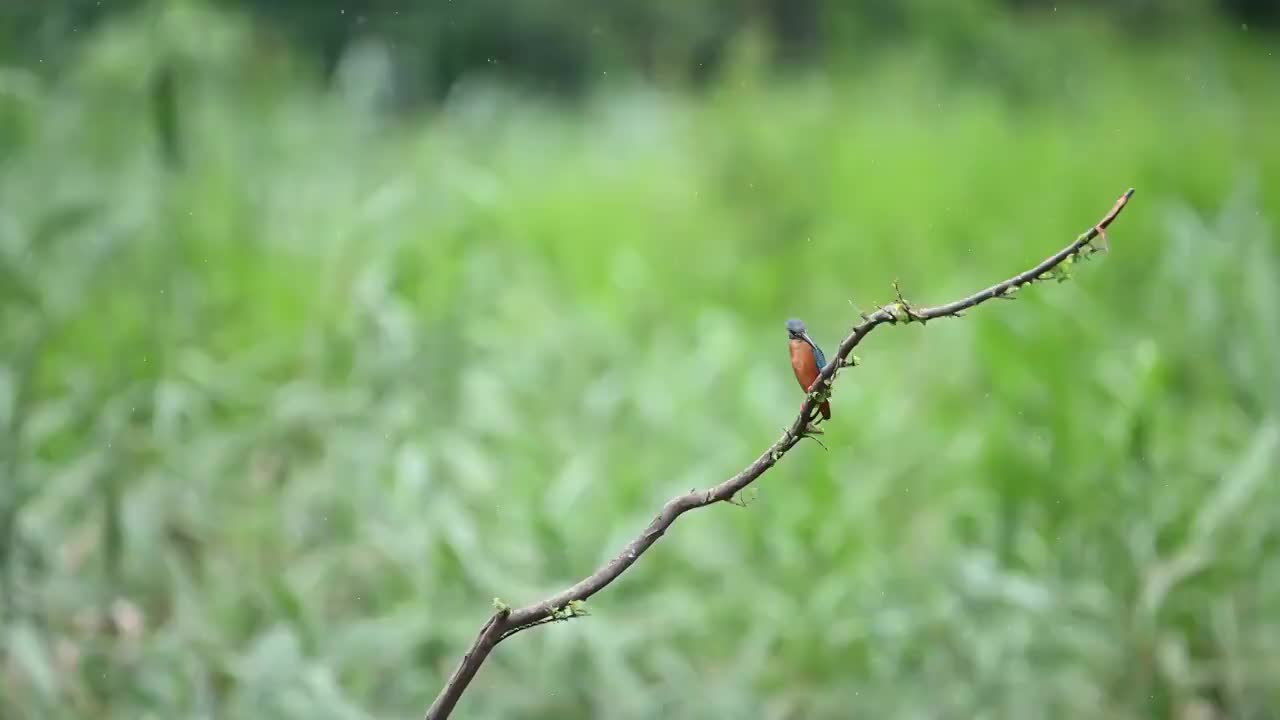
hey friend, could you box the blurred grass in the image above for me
[2,4,1280,719]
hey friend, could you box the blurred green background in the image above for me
[2,1,1279,718]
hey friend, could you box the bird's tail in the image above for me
[804,378,833,422]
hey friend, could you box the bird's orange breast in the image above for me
[789,339,820,391]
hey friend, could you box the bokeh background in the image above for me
[2,1,1280,718]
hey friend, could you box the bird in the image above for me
[785,318,831,421]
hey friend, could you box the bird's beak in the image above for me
[800,332,817,347]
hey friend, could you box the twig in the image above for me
[422,188,1135,720]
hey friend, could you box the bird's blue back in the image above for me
[809,342,826,371]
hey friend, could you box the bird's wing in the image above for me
[810,343,827,372]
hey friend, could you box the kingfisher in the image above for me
[785,318,831,421]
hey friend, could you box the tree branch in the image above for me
[422,188,1136,720]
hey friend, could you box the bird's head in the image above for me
[785,318,811,343]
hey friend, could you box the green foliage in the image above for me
[549,600,590,622]
[2,5,1280,720]
[4,0,1276,100]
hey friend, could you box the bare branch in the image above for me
[423,188,1136,720]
